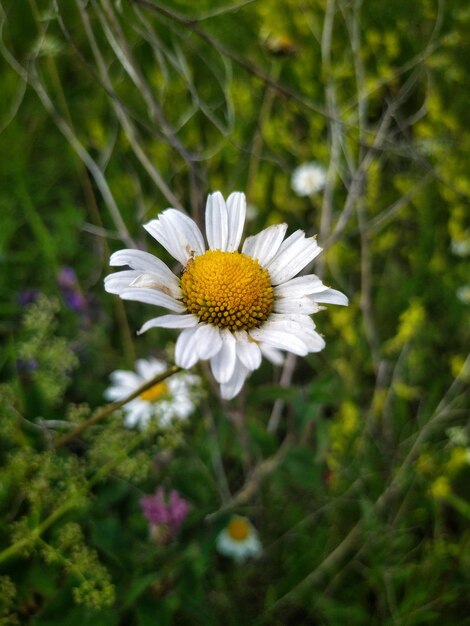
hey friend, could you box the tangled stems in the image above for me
[0,498,78,566]
[54,365,181,448]
[0,366,181,566]
[0,431,154,566]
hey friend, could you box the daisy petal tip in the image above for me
[142,218,158,231]
[210,190,225,201]
[108,252,121,267]
[227,190,246,204]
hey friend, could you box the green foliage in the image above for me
[0,0,469,624]
[17,296,78,408]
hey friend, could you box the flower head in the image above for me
[105,191,347,399]
[456,285,470,305]
[430,476,451,500]
[291,162,327,196]
[18,289,40,306]
[446,426,468,447]
[104,357,199,429]
[140,487,191,540]
[57,266,90,315]
[216,515,262,562]
[451,234,470,257]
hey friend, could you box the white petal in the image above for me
[124,402,151,429]
[259,343,285,366]
[109,249,176,283]
[220,362,250,400]
[195,324,223,360]
[299,328,325,352]
[311,288,349,306]
[104,387,128,402]
[119,288,185,312]
[210,331,237,383]
[129,272,181,299]
[135,358,165,379]
[261,316,313,335]
[105,269,181,299]
[250,323,309,356]
[235,335,262,371]
[269,312,316,330]
[205,191,228,250]
[242,223,287,267]
[104,270,144,294]
[174,326,201,369]
[274,297,319,315]
[274,275,324,298]
[138,314,198,334]
[257,317,325,354]
[109,370,140,388]
[226,192,246,251]
[267,231,322,284]
[144,209,205,266]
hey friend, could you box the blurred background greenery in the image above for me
[1,0,469,624]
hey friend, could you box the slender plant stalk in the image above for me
[54,365,181,448]
[0,498,79,566]
[0,366,180,565]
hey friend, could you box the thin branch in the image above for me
[0,5,135,247]
[54,365,181,448]
[186,0,258,22]
[205,435,293,521]
[76,0,184,210]
[270,355,470,609]
[99,0,203,218]
[267,352,297,434]
[317,0,343,278]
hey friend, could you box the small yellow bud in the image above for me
[430,476,451,500]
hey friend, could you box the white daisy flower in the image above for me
[456,285,470,305]
[104,191,348,400]
[291,162,327,196]
[446,426,468,447]
[451,234,470,257]
[216,516,262,562]
[104,357,199,429]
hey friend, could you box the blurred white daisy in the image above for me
[451,234,470,257]
[291,162,327,196]
[446,426,468,447]
[105,191,347,399]
[104,357,199,429]
[216,515,262,562]
[456,285,470,305]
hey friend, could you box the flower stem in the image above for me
[54,365,181,448]
[0,498,78,566]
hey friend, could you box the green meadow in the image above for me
[1,1,469,624]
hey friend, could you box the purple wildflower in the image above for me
[57,267,78,290]
[57,267,90,315]
[168,490,192,530]
[16,358,38,373]
[63,290,88,313]
[18,289,40,306]
[140,487,191,539]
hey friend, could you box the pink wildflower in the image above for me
[140,487,191,541]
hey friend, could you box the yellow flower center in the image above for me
[227,517,251,542]
[139,381,168,403]
[180,250,273,332]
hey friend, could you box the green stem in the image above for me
[87,430,148,488]
[446,493,470,520]
[54,365,181,447]
[0,367,182,565]
[0,498,78,566]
